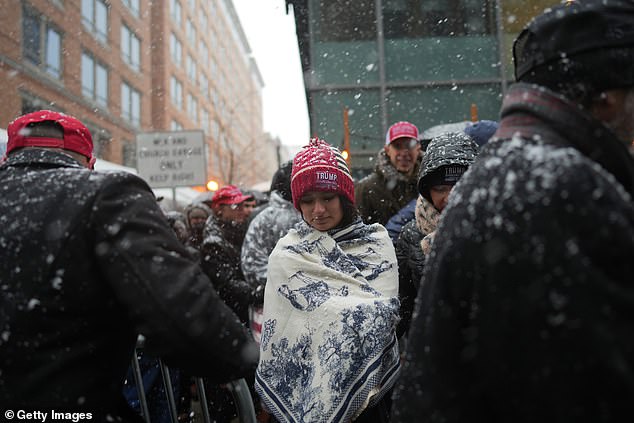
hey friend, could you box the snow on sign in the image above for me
[136,130,207,188]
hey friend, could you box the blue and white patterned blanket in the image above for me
[255,219,400,423]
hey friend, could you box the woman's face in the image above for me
[299,191,343,231]
[430,185,453,212]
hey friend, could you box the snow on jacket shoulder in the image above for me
[0,150,257,415]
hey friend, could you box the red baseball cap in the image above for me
[212,185,251,206]
[385,121,419,145]
[7,110,94,161]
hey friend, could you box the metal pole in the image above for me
[194,378,212,423]
[158,360,180,423]
[227,379,257,423]
[130,350,151,423]
[375,0,388,137]
[495,0,509,93]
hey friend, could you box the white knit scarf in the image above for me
[255,219,400,423]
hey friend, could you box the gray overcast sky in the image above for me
[232,0,310,154]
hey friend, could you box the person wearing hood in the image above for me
[392,2,634,421]
[183,201,212,251]
[395,132,479,339]
[256,138,400,423]
[355,121,422,226]
[0,110,258,420]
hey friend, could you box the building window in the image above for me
[121,81,141,126]
[200,73,209,99]
[22,7,62,79]
[315,0,376,42]
[383,0,494,38]
[199,11,208,32]
[121,25,141,71]
[171,120,183,131]
[170,33,182,66]
[21,92,59,115]
[187,94,198,124]
[81,52,108,106]
[188,0,196,11]
[186,55,196,84]
[170,76,183,109]
[201,108,210,134]
[186,19,196,45]
[122,0,140,17]
[200,40,209,68]
[81,0,109,44]
[170,0,182,26]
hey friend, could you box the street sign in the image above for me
[136,130,207,188]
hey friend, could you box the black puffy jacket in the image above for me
[0,150,258,419]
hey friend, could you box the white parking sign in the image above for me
[136,131,207,188]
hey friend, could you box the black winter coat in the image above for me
[355,150,421,225]
[394,218,425,338]
[200,214,253,323]
[0,150,257,419]
[392,84,634,422]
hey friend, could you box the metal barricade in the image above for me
[129,336,257,423]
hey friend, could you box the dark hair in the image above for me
[337,195,359,229]
[26,121,64,139]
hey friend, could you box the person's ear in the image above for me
[590,89,626,124]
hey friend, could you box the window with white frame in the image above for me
[170,76,183,109]
[199,73,209,99]
[81,52,108,106]
[122,0,140,17]
[187,94,198,124]
[211,120,219,140]
[171,120,183,131]
[188,0,196,11]
[170,0,182,26]
[170,33,182,66]
[200,40,209,67]
[199,11,208,32]
[186,19,196,45]
[22,6,62,79]
[201,108,210,134]
[81,0,108,44]
[121,25,140,71]
[186,55,196,84]
[121,81,141,126]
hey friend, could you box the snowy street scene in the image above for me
[1,1,633,422]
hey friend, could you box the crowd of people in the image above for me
[1,1,633,422]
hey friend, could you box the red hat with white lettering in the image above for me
[6,110,95,166]
[290,137,354,210]
[385,121,419,145]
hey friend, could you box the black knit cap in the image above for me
[514,0,634,93]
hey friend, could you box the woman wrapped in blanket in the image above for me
[255,138,400,423]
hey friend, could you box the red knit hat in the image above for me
[291,138,354,210]
[7,110,94,164]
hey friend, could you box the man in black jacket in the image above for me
[0,110,258,421]
[392,2,634,422]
